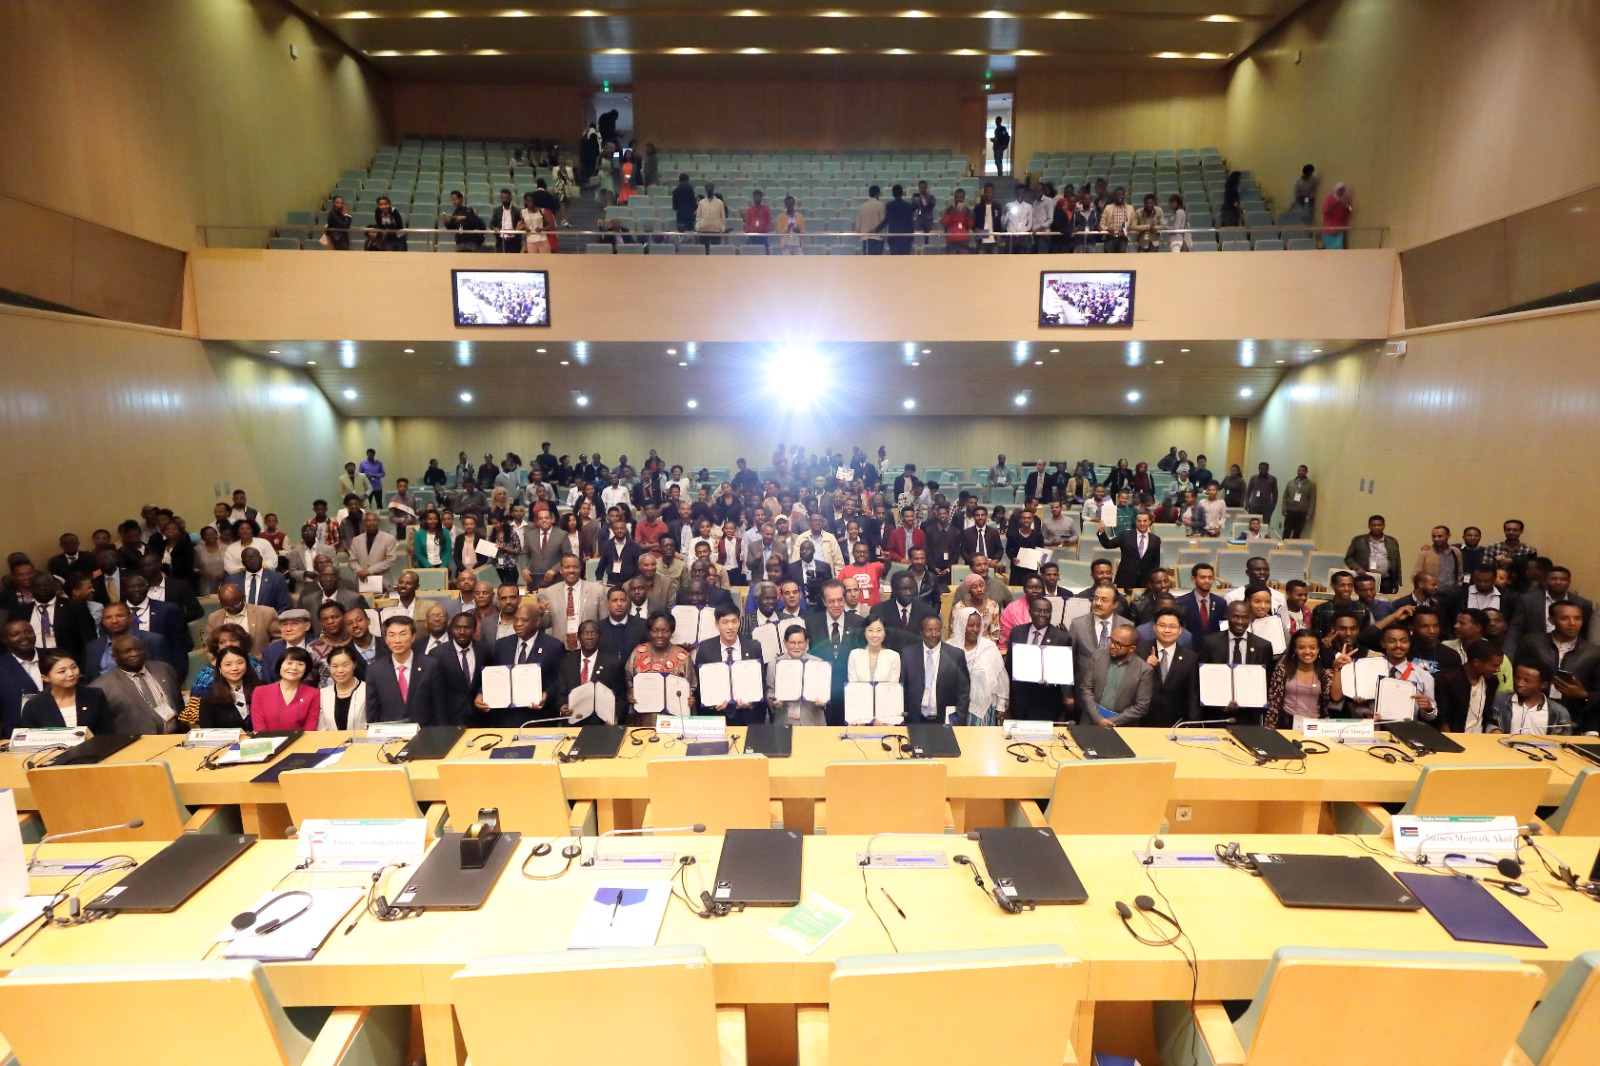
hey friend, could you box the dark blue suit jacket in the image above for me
[131,599,191,678]
[491,632,566,729]
[692,636,767,724]
[366,652,444,727]
[82,631,170,683]
[223,569,291,614]
[1174,591,1227,643]
[0,653,43,737]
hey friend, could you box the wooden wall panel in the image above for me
[389,82,590,144]
[1014,68,1227,163]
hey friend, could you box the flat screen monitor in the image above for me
[451,269,550,327]
[1038,270,1135,328]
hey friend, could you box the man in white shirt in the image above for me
[790,512,844,571]
[420,603,451,655]
[1002,184,1034,252]
[600,472,632,514]
[1040,501,1080,549]
[1464,565,1503,611]
[1223,557,1287,613]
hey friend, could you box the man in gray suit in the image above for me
[89,635,183,734]
[1067,584,1135,691]
[537,554,605,651]
[479,583,524,646]
[637,553,677,612]
[520,508,567,590]
[1078,623,1155,727]
[285,524,337,590]
[298,567,368,622]
[348,513,399,593]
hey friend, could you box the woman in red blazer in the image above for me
[249,646,320,731]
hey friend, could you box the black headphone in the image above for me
[629,727,660,746]
[1441,853,1530,897]
[521,837,583,880]
[1115,894,1184,947]
[467,733,505,752]
[1214,842,1261,875]
[880,733,911,757]
[1499,739,1557,762]
[1006,741,1048,764]
[1366,744,1415,764]
[1295,739,1330,755]
[231,890,314,936]
[953,854,1025,914]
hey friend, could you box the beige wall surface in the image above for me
[1014,68,1227,162]
[1224,0,1600,251]
[0,308,341,564]
[0,0,389,250]
[1246,304,1600,587]
[189,248,1396,343]
[341,415,1231,488]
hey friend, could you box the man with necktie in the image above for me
[1096,512,1162,591]
[692,602,766,724]
[806,580,864,727]
[429,611,494,726]
[1005,596,1074,721]
[490,601,565,729]
[901,614,970,724]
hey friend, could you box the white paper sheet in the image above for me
[568,882,672,950]
[874,683,905,725]
[1040,645,1075,685]
[774,659,806,702]
[480,665,512,709]
[1198,663,1236,707]
[671,605,717,645]
[1249,616,1287,656]
[843,682,876,725]
[730,659,764,703]
[1060,598,1091,626]
[1374,676,1419,722]
[220,887,366,961]
[1014,547,1045,571]
[801,660,832,703]
[510,663,544,707]
[1231,664,1268,708]
[1340,656,1386,701]
[634,673,692,716]
[1012,643,1045,684]
[568,682,617,725]
[752,623,781,663]
[358,576,384,595]
[699,662,733,708]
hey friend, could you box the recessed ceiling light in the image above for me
[1154,359,1165,365]
[1014,393,1028,407]
[678,361,688,367]
[305,360,317,366]
[902,398,916,410]
[1049,348,1060,353]
[575,394,589,407]
[1126,390,1141,402]
[342,389,357,400]
[1180,348,1191,353]
[403,348,415,353]
[1033,360,1043,366]
[560,360,570,365]
[1239,388,1254,398]
[1311,348,1323,353]
[920,348,930,354]
[536,347,547,353]
[667,348,677,355]
[1275,359,1286,364]
[686,399,698,409]
[910,360,920,366]
[459,392,473,402]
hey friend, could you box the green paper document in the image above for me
[767,893,853,955]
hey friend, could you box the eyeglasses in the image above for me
[1108,639,1135,650]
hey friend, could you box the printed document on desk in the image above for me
[220,887,366,961]
[568,883,672,949]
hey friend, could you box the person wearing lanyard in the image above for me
[1371,624,1438,723]
[1491,661,1572,735]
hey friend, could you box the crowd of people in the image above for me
[1,440,1589,741]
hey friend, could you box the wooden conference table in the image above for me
[0,727,1591,838]
[14,833,1600,1066]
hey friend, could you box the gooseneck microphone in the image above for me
[582,824,706,866]
[1166,717,1236,741]
[1139,834,1166,865]
[28,819,145,869]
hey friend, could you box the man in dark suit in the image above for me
[490,189,523,252]
[520,509,568,591]
[1096,512,1161,591]
[1136,608,1201,729]
[1343,514,1404,594]
[0,619,42,736]
[1433,640,1504,733]
[1024,460,1055,505]
[1200,602,1276,667]
[491,600,566,729]
[597,585,649,658]
[1174,563,1227,643]
[869,573,937,651]
[1508,565,1593,650]
[298,568,368,622]
[1514,601,1600,734]
[1005,596,1074,721]
[596,517,643,587]
[429,611,494,727]
[46,534,95,584]
[958,509,1003,567]
[920,503,961,591]
[9,572,97,663]
[1388,571,1461,628]
[785,540,833,607]
[553,620,629,723]
[135,555,203,624]
[82,601,170,683]
[674,562,734,611]
[692,602,766,725]
[901,614,970,724]
[367,616,444,726]
[806,580,864,727]
[119,573,191,680]
[223,549,290,614]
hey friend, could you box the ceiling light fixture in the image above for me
[678,361,688,367]
[1014,393,1028,407]
[1126,390,1141,402]
[342,389,357,400]
[1239,388,1254,398]
[267,349,280,354]
[902,398,916,410]
[403,347,415,353]
[666,348,677,355]
[686,399,699,409]
[459,392,473,402]
[305,360,316,366]
[575,394,589,407]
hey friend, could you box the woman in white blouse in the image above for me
[952,605,1007,726]
[846,618,902,683]
[317,646,370,732]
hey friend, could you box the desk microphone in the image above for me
[28,820,145,869]
[1139,834,1166,865]
[513,715,579,740]
[582,824,706,867]
[860,831,979,867]
[1166,717,1236,741]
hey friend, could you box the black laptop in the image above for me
[1064,725,1134,760]
[85,833,257,914]
[393,831,521,910]
[1254,853,1423,911]
[1382,721,1464,755]
[566,724,625,761]
[1228,724,1305,762]
[396,726,466,762]
[905,723,962,759]
[712,829,803,907]
[743,724,793,758]
[1563,741,1600,768]
[51,734,139,766]
[975,827,1089,905]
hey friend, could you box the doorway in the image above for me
[983,93,1014,178]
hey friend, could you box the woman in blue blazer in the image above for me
[22,651,116,734]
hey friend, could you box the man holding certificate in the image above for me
[692,602,767,724]
[485,601,565,728]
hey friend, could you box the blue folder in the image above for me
[1395,872,1545,948]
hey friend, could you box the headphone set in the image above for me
[231,890,314,936]
[521,837,584,881]
[675,855,737,918]
[952,854,1027,914]
[1518,832,1600,901]
[1296,739,1330,756]
[343,861,418,935]
[378,738,414,764]
[1115,895,1184,947]
[1006,742,1049,764]
[23,746,71,770]
[1499,738,1558,763]
[553,735,581,763]
[1213,842,1262,875]
[466,733,505,752]
[629,727,660,746]
[11,856,139,956]
[1365,744,1416,764]
[1440,853,1531,897]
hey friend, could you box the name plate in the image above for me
[358,723,421,744]
[1297,718,1375,741]
[296,818,427,869]
[1391,815,1520,862]
[1004,720,1057,741]
[9,727,87,753]
[657,716,727,741]
[184,728,245,748]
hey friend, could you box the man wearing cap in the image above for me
[260,608,327,686]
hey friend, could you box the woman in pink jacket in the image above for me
[250,646,321,731]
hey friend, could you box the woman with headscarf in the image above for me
[951,604,1008,726]
[1321,182,1354,249]
[1131,462,1155,499]
[947,572,1002,643]
[995,576,1046,654]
